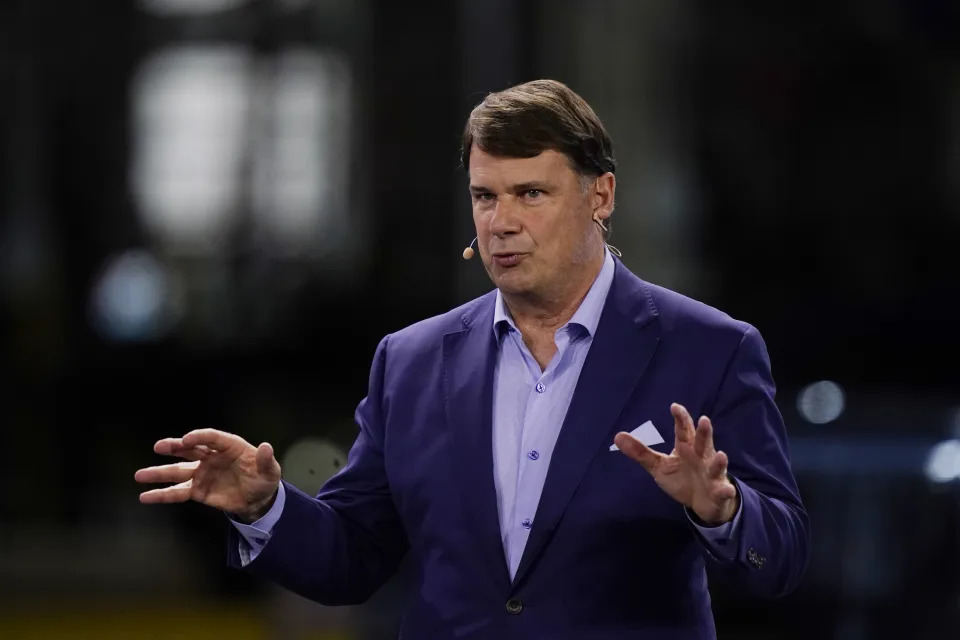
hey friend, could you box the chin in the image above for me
[492,272,535,297]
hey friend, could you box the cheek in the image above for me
[531,206,584,251]
[474,217,490,244]
[472,213,492,261]
[471,210,485,235]
[524,209,554,241]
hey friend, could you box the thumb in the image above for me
[255,442,279,477]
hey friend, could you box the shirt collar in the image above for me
[493,248,616,339]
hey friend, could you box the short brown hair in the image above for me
[460,79,616,178]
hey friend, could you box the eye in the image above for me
[525,189,543,199]
[473,192,496,203]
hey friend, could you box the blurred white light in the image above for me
[281,437,347,496]
[139,0,249,16]
[796,380,846,424]
[131,45,252,254]
[251,49,351,257]
[925,440,960,484]
[89,250,176,342]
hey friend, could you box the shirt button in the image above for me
[521,518,533,529]
[527,450,540,461]
[535,382,545,393]
[505,598,523,615]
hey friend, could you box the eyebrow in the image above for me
[469,181,554,195]
[511,181,553,192]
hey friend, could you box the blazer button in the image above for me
[505,598,523,615]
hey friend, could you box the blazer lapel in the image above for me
[442,293,512,592]
[512,262,662,588]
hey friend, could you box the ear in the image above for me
[590,172,616,223]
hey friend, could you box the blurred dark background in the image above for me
[2,0,959,638]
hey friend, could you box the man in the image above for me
[136,79,809,639]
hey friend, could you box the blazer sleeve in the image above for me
[696,325,810,598]
[226,335,409,605]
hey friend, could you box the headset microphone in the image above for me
[463,224,620,260]
[462,237,478,260]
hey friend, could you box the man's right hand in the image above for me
[135,429,282,523]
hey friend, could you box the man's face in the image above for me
[469,146,606,300]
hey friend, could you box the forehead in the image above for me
[468,146,576,186]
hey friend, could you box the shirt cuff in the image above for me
[228,483,286,566]
[686,476,744,561]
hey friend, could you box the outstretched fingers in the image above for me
[182,428,249,454]
[693,415,716,459]
[139,480,193,504]
[154,438,212,461]
[707,450,729,479]
[614,432,665,473]
[134,461,200,484]
[671,403,696,446]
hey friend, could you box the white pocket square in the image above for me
[610,420,665,451]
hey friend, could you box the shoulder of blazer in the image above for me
[381,289,498,358]
[628,266,753,342]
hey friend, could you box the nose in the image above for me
[489,197,521,238]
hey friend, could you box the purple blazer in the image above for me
[228,259,809,639]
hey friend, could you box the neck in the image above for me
[503,249,605,335]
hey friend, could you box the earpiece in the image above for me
[593,214,622,257]
[593,213,609,233]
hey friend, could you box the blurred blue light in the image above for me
[89,250,174,342]
[797,380,846,424]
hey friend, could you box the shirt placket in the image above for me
[511,329,574,561]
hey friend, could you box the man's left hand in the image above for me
[614,403,739,526]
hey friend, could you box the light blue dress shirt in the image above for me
[233,249,742,570]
